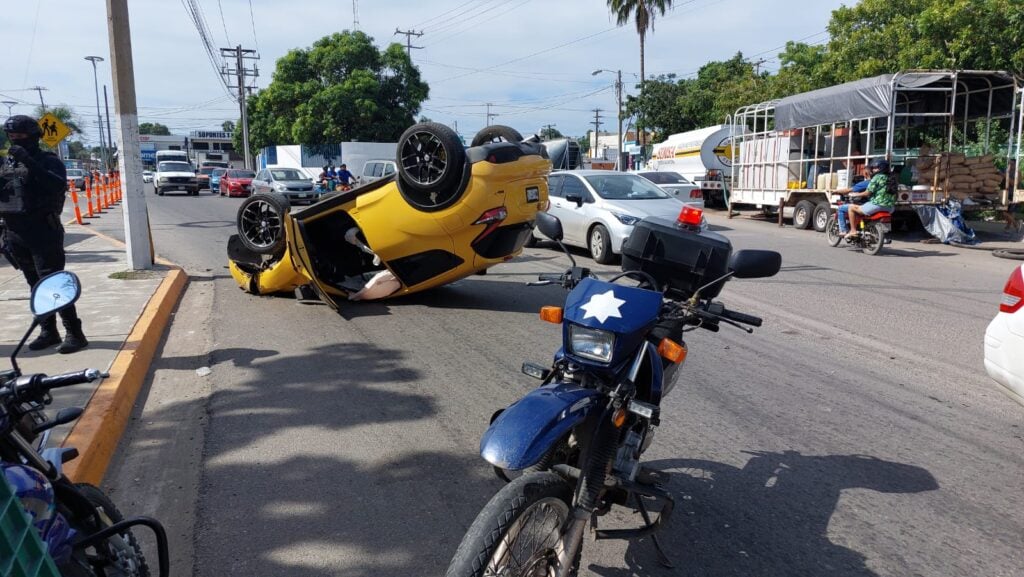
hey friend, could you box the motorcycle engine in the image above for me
[613,429,644,481]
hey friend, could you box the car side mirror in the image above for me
[565,193,584,207]
[535,211,563,241]
[728,250,782,279]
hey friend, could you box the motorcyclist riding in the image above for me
[838,158,896,239]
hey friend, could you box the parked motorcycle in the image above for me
[445,208,782,577]
[825,194,892,255]
[1,271,169,577]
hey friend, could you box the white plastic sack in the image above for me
[349,270,401,301]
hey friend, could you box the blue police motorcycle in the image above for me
[1,271,169,577]
[446,209,781,577]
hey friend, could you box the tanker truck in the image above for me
[648,124,745,207]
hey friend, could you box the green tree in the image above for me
[541,126,564,140]
[139,122,171,135]
[824,0,1024,80]
[577,133,591,156]
[624,74,691,141]
[222,120,235,133]
[607,0,672,85]
[240,30,429,156]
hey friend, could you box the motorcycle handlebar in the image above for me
[39,369,104,390]
[537,273,563,283]
[719,308,763,327]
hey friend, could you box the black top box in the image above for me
[621,216,733,300]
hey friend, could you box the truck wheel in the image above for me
[813,202,831,232]
[793,200,814,229]
[470,125,523,146]
[236,192,290,257]
[396,122,469,211]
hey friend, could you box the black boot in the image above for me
[58,318,89,354]
[28,317,62,351]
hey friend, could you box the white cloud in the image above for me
[1,0,843,145]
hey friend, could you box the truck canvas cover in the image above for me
[772,72,1013,130]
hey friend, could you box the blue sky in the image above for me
[2,0,845,145]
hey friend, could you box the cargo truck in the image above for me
[727,70,1023,231]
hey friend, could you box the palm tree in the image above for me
[607,0,672,155]
[607,0,672,88]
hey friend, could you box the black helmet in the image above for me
[868,158,890,172]
[3,115,42,138]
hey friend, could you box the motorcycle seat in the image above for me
[867,211,892,221]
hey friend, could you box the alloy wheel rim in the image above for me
[400,130,449,186]
[239,199,281,249]
[591,229,604,259]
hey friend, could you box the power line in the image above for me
[421,0,523,42]
[394,28,424,58]
[408,0,486,30]
[247,0,260,53]
[180,0,233,98]
[423,0,536,47]
[216,0,231,46]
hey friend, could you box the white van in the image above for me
[357,160,396,186]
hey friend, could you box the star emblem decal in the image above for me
[580,290,625,323]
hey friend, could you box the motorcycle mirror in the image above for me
[535,211,563,242]
[728,250,782,279]
[31,271,82,319]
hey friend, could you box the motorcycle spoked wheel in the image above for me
[862,223,885,255]
[446,472,579,577]
[60,484,150,577]
[826,214,843,247]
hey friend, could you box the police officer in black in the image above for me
[1,115,88,353]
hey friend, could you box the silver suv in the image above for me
[357,160,396,186]
[251,167,317,204]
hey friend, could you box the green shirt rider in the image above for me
[838,158,895,238]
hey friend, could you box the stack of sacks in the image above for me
[915,153,1003,198]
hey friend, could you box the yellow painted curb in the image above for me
[60,267,188,485]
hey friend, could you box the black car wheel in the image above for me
[396,122,469,211]
[470,125,523,147]
[236,192,290,257]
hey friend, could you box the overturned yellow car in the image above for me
[227,123,550,307]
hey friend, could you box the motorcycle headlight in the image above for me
[611,212,641,226]
[569,325,615,363]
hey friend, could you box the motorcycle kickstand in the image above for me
[635,495,675,569]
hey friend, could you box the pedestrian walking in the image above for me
[0,115,88,353]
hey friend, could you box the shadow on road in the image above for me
[589,451,938,577]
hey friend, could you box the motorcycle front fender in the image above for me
[480,382,602,471]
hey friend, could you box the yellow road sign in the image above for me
[38,113,71,148]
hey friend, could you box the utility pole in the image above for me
[28,86,47,110]
[352,0,360,30]
[103,85,114,166]
[106,0,153,269]
[485,103,499,127]
[221,45,260,170]
[752,57,768,75]
[84,57,107,171]
[1,101,15,117]
[615,71,623,170]
[592,109,603,159]
[543,123,557,141]
[394,28,423,58]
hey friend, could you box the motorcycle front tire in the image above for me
[446,472,578,577]
[863,222,886,255]
[826,214,843,247]
[61,483,151,577]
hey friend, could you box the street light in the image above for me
[593,69,624,171]
[1,101,15,118]
[84,56,108,171]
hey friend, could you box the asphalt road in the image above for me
[101,186,1023,577]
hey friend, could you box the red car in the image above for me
[219,169,256,197]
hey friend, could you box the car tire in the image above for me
[236,192,290,258]
[396,122,469,211]
[589,224,614,264]
[793,200,815,229]
[155,187,163,196]
[470,125,523,147]
[813,201,831,232]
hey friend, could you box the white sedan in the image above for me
[142,170,154,183]
[984,264,1024,406]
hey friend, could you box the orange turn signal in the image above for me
[612,407,628,428]
[540,306,563,324]
[657,338,687,364]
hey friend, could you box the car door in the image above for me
[253,170,269,194]
[544,174,572,242]
[557,174,593,246]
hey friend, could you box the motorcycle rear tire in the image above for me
[863,223,885,255]
[445,472,578,577]
[61,483,150,577]
[826,214,843,247]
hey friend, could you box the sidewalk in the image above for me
[0,202,186,484]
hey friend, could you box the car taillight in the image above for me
[690,189,702,199]
[1000,267,1024,313]
[472,206,508,243]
